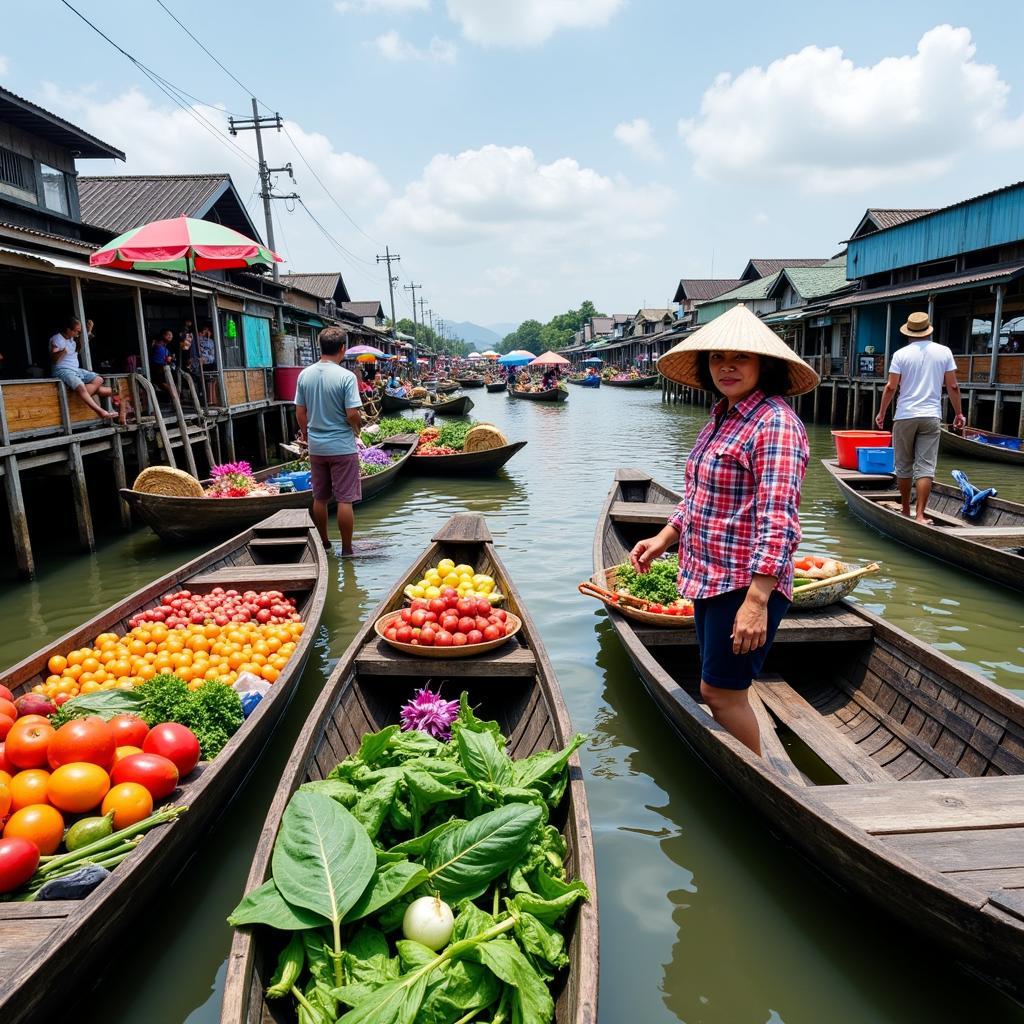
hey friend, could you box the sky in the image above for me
[4,1,1024,330]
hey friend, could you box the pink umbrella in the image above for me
[529,351,571,366]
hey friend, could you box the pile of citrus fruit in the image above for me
[403,558,502,604]
[31,589,305,704]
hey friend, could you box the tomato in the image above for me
[102,782,153,829]
[0,782,10,818]
[458,617,475,634]
[5,720,55,770]
[143,724,200,777]
[483,625,501,641]
[441,614,459,632]
[108,713,149,748]
[474,617,490,632]
[452,633,468,646]
[46,762,111,814]
[111,752,179,799]
[47,719,116,771]
[410,598,429,612]
[0,699,16,721]
[476,599,491,617]
[0,745,13,775]
[400,608,413,624]
[4,804,64,855]
[115,745,143,762]
[0,837,39,894]
[409,610,427,628]
[9,769,51,811]
[467,630,484,645]
[456,598,476,616]
[491,609,507,623]
[434,630,453,647]
[396,626,413,644]
[0,685,14,703]
[428,598,446,615]
[0,715,13,742]
[385,627,398,642]
[419,628,436,646]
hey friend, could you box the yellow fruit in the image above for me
[411,585,426,599]
[454,564,474,576]
[424,586,441,599]
[442,573,459,586]
[437,558,455,574]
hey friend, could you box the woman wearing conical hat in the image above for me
[629,305,818,754]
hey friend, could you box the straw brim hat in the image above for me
[900,311,934,338]
[657,304,820,397]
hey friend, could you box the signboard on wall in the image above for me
[242,315,272,367]
[858,354,876,377]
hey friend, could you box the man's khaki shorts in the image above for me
[892,417,940,479]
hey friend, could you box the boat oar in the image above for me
[578,579,650,611]
[794,562,880,595]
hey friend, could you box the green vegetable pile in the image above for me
[363,418,427,444]
[437,421,474,451]
[614,553,680,604]
[48,674,244,760]
[228,694,588,1024]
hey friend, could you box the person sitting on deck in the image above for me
[196,325,216,371]
[50,316,115,419]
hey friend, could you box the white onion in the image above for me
[401,895,454,950]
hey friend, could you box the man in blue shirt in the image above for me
[295,327,364,553]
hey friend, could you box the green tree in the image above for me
[499,301,605,353]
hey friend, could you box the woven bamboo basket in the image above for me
[593,566,695,628]
[374,610,522,658]
[791,561,879,609]
[463,424,508,452]
[132,466,204,498]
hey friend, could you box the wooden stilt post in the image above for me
[256,410,269,466]
[17,287,32,366]
[71,277,92,372]
[68,442,94,551]
[133,288,150,380]
[3,454,33,578]
[831,381,838,425]
[225,414,236,461]
[967,386,976,426]
[994,390,1004,434]
[278,403,288,443]
[162,366,198,478]
[988,285,1005,385]
[110,432,131,529]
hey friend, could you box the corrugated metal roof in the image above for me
[0,220,95,252]
[699,272,781,305]
[866,209,936,230]
[78,174,231,234]
[342,300,384,319]
[743,258,829,279]
[282,272,345,300]
[830,263,1024,307]
[0,86,124,160]
[673,278,743,303]
[775,259,850,300]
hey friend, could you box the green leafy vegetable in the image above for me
[614,553,680,604]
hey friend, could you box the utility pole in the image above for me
[376,246,400,331]
[418,296,428,328]
[404,282,421,376]
[229,99,295,331]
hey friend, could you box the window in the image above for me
[0,146,32,191]
[40,164,69,215]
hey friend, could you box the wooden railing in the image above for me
[0,372,138,442]
[220,367,273,408]
[954,354,1024,385]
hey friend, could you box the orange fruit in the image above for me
[4,803,64,854]
[47,654,67,675]
[114,745,143,761]
[10,769,51,809]
[102,782,154,829]
[0,781,10,818]
[47,762,110,814]
[259,665,279,683]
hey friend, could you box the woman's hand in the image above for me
[629,525,677,573]
[732,595,768,654]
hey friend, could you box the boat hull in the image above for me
[939,426,1024,466]
[602,375,658,388]
[408,439,527,476]
[509,387,568,402]
[486,380,508,392]
[457,377,485,389]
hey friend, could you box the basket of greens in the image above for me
[580,554,694,626]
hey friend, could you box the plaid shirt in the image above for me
[668,390,808,601]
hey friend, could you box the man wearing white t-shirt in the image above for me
[875,311,965,523]
[49,316,115,419]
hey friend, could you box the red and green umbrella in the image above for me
[89,216,282,405]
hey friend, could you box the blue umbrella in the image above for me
[583,357,603,365]
[498,351,535,366]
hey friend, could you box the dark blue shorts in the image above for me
[692,587,789,691]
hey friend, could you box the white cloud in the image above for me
[378,143,674,247]
[374,30,457,64]
[444,0,622,47]
[679,25,1024,193]
[613,117,662,161]
[336,0,428,13]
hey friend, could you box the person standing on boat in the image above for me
[294,326,363,555]
[875,312,965,524]
[628,305,817,755]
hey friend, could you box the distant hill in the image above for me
[447,321,503,349]
[487,322,520,340]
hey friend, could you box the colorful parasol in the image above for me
[345,344,386,358]
[498,350,536,366]
[529,350,571,366]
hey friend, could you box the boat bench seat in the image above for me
[356,637,537,678]
[189,564,317,592]
[752,676,894,784]
[748,688,807,786]
[252,509,314,532]
[608,501,678,526]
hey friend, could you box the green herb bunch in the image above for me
[228,694,589,1024]
[614,553,680,604]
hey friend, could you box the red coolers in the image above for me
[832,430,892,470]
[274,366,302,402]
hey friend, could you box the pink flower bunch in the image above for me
[399,687,460,740]
[207,460,257,496]
[210,460,253,479]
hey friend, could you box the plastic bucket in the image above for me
[857,446,895,474]
[832,430,891,470]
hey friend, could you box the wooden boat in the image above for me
[823,458,1024,592]
[940,425,1024,466]
[122,436,419,542]
[426,393,474,416]
[436,381,460,394]
[596,468,1024,999]
[509,386,568,403]
[456,375,485,389]
[0,510,328,1024]
[381,391,416,412]
[221,513,598,1024]
[602,374,659,388]
[567,376,600,388]
[409,439,528,476]
[486,379,508,392]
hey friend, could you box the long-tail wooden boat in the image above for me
[456,375,485,389]
[0,510,328,1024]
[381,392,417,412]
[596,468,1024,999]
[486,379,508,392]
[823,458,1024,592]
[567,376,600,388]
[426,393,474,415]
[122,436,419,542]
[222,513,598,1024]
[940,425,1024,466]
[602,374,658,388]
[408,439,528,476]
[509,386,568,403]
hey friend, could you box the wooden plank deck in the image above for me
[748,687,806,787]
[189,564,317,591]
[632,605,871,647]
[355,636,537,677]
[753,675,893,784]
[810,776,1024,834]
[881,828,1024,873]
[608,501,678,526]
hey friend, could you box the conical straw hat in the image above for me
[657,304,820,397]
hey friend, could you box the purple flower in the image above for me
[399,687,460,740]
[359,446,393,467]
[211,460,253,479]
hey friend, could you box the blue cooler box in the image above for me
[857,446,895,474]
[269,470,312,491]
